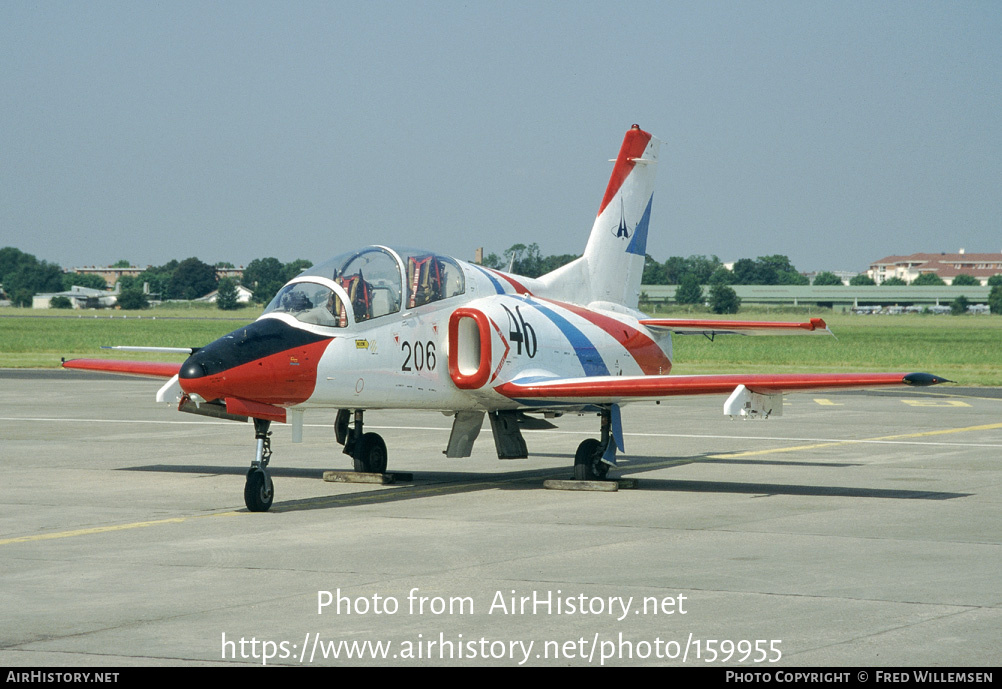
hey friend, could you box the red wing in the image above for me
[495,372,946,404]
[640,317,832,337]
[62,359,182,379]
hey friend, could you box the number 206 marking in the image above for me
[401,340,436,371]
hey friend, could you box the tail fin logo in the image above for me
[612,198,631,240]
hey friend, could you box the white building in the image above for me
[196,284,255,304]
[32,285,118,309]
[867,251,1002,285]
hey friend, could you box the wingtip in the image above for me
[903,373,952,386]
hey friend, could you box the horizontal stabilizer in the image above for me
[640,317,833,337]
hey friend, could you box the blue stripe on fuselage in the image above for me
[473,265,505,294]
[519,297,609,377]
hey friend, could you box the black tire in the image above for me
[573,438,610,480]
[353,432,388,474]
[244,469,274,512]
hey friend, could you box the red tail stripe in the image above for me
[597,126,653,217]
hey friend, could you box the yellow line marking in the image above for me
[1,476,538,540]
[0,511,240,546]
[710,422,1002,459]
[813,398,843,406]
[901,399,971,407]
[873,423,1002,440]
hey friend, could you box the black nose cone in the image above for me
[180,352,208,380]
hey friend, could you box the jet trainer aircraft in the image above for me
[64,125,947,511]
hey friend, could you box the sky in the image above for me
[2,1,1000,274]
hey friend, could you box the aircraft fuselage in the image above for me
[178,247,674,415]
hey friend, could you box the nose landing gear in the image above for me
[244,418,274,512]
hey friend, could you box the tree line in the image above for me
[480,243,1002,314]
[4,243,1000,315]
[0,247,311,310]
[481,243,1002,288]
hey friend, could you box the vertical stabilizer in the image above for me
[538,125,659,309]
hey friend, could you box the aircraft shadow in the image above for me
[609,477,967,501]
[532,451,864,468]
[121,457,969,513]
[124,464,329,479]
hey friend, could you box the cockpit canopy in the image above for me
[264,282,344,327]
[263,246,466,327]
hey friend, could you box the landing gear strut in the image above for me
[336,409,388,474]
[245,418,274,511]
[573,407,613,481]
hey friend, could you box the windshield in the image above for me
[263,282,346,327]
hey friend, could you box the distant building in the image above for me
[867,250,1002,285]
[32,285,118,309]
[806,270,857,285]
[195,284,254,304]
[69,265,244,287]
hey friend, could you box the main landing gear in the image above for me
[573,406,614,481]
[335,409,388,474]
[244,418,275,512]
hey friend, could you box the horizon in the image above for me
[7,243,1002,278]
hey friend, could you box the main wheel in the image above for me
[353,432,388,474]
[573,438,610,480]
[244,468,274,512]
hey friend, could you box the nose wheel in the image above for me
[245,418,275,512]
[245,467,274,512]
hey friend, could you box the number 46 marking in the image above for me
[502,305,537,358]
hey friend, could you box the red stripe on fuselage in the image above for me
[180,339,332,406]
[539,298,671,375]
[597,126,653,217]
[485,268,532,295]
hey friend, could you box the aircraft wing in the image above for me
[639,317,833,337]
[495,372,946,406]
[62,358,182,379]
[62,346,195,379]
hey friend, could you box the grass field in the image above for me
[667,312,1002,385]
[2,306,1000,385]
[0,306,263,369]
